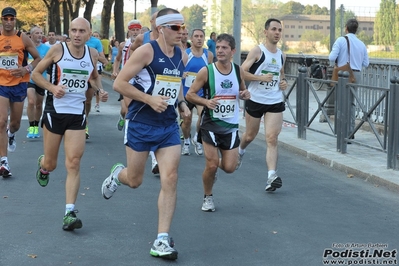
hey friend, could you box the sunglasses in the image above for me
[2,17,16,21]
[163,24,185,31]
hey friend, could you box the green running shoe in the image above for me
[36,155,50,187]
[117,115,125,131]
[33,126,40,138]
[63,211,83,231]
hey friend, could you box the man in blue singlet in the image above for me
[129,11,160,175]
[101,8,190,260]
[181,28,213,156]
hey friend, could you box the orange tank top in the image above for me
[0,30,30,86]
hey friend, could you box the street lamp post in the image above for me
[134,0,137,19]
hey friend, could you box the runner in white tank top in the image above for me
[237,18,288,192]
[31,17,109,231]
[186,33,250,212]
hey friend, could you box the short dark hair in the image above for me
[346,18,358,34]
[157,8,179,17]
[265,18,281,29]
[191,28,205,37]
[216,33,235,50]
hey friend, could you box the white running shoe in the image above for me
[150,236,178,260]
[102,163,124,199]
[265,173,283,192]
[151,159,159,175]
[236,152,245,170]
[191,138,203,155]
[201,195,215,212]
[181,144,190,155]
[7,131,16,152]
[0,160,12,178]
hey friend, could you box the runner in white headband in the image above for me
[155,14,184,26]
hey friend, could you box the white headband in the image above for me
[155,14,184,26]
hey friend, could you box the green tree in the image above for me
[280,1,305,15]
[374,0,397,45]
[242,0,281,44]
[180,5,205,32]
[357,30,373,45]
[335,7,356,37]
[0,0,47,32]
[300,30,325,52]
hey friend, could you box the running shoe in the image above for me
[152,159,159,175]
[0,160,12,178]
[117,115,125,131]
[236,152,245,170]
[85,126,90,139]
[63,210,83,231]
[36,155,50,187]
[95,103,100,112]
[26,126,35,138]
[191,139,203,155]
[201,195,215,212]
[214,169,218,184]
[33,126,40,138]
[150,236,178,260]
[181,144,190,155]
[7,131,16,152]
[102,163,124,199]
[265,173,283,192]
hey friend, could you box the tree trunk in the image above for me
[101,0,114,39]
[114,0,124,42]
[83,0,95,22]
[47,0,61,34]
[62,1,70,34]
[66,0,81,21]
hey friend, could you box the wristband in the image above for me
[24,65,31,73]
[178,100,188,108]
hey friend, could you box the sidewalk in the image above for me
[239,87,399,193]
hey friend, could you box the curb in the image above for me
[239,125,399,193]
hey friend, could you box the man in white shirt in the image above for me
[329,18,369,136]
[44,31,59,46]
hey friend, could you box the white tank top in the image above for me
[46,43,94,114]
[247,44,283,104]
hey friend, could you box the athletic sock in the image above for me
[65,204,75,215]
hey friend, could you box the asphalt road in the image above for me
[1,77,398,266]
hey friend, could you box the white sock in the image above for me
[268,170,276,178]
[1,156,8,163]
[7,130,14,137]
[184,138,190,145]
[157,233,168,240]
[238,147,245,155]
[193,132,198,142]
[65,204,75,214]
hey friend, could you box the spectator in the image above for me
[100,34,110,60]
[207,32,217,62]
[111,40,119,64]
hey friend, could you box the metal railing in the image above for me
[239,52,399,169]
[285,67,399,170]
